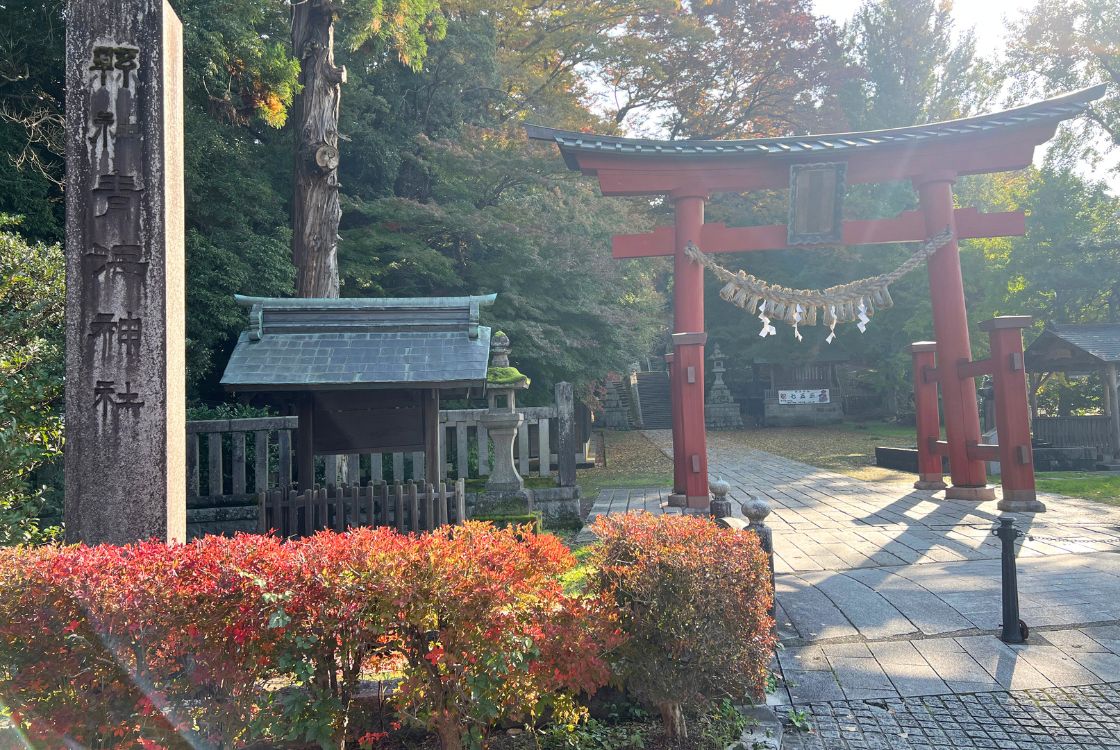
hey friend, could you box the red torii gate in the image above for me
[527,85,1104,511]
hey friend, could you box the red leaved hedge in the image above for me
[0,523,618,750]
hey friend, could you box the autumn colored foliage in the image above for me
[590,513,776,739]
[0,523,618,750]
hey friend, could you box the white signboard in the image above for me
[778,389,830,405]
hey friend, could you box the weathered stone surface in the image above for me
[64,0,185,544]
[705,343,743,428]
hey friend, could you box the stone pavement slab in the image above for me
[776,552,1120,643]
[779,682,1120,750]
[630,430,1120,575]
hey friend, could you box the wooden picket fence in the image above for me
[258,479,466,538]
[1034,415,1115,453]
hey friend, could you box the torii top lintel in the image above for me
[525,86,1104,198]
[525,86,1104,257]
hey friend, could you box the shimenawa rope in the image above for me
[684,226,954,340]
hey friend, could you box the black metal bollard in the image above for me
[992,516,1027,644]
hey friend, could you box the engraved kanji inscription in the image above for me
[90,46,116,86]
[89,45,140,88]
[89,110,114,149]
[113,47,139,88]
[89,312,117,350]
[92,379,145,417]
[93,379,117,418]
[117,313,141,357]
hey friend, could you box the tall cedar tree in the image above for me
[290,0,444,298]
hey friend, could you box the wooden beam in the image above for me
[587,124,1056,196]
[297,395,315,491]
[612,208,1025,259]
[966,442,1001,462]
[424,389,442,483]
[958,358,994,380]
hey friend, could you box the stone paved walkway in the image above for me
[580,430,1120,745]
[778,682,1120,749]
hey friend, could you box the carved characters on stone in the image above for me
[83,42,147,430]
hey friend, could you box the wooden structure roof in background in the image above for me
[1026,324,1120,373]
[220,294,496,391]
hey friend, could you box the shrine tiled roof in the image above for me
[526,86,1105,170]
[1026,323,1120,372]
[220,294,496,391]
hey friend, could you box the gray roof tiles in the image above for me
[1033,324,1120,365]
[220,295,495,390]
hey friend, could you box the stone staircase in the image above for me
[636,371,672,429]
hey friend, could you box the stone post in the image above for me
[709,475,732,518]
[555,381,577,487]
[64,0,186,544]
[1108,364,1120,460]
[742,495,776,617]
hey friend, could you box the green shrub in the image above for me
[590,513,775,739]
[0,218,64,545]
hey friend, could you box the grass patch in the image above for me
[559,543,597,593]
[1030,471,1120,505]
[719,421,918,483]
[576,431,673,502]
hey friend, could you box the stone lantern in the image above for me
[481,332,530,494]
[705,343,743,428]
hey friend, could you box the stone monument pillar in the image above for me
[64,0,186,544]
[705,343,743,428]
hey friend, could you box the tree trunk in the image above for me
[658,700,687,740]
[434,716,463,750]
[292,0,345,299]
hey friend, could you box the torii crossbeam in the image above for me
[528,85,1105,510]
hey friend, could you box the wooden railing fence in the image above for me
[188,383,582,502]
[259,480,466,538]
[187,416,297,500]
[1033,415,1114,453]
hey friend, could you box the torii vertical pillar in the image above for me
[668,193,711,509]
[910,342,946,490]
[915,174,995,500]
[982,316,1043,512]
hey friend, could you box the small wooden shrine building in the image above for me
[1025,323,1120,459]
[220,294,496,489]
[748,351,849,426]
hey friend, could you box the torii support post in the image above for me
[915,175,995,500]
[1108,364,1120,460]
[668,193,711,510]
[910,342,946,490]
[980,317,1045,512]
[664,351,686,493]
